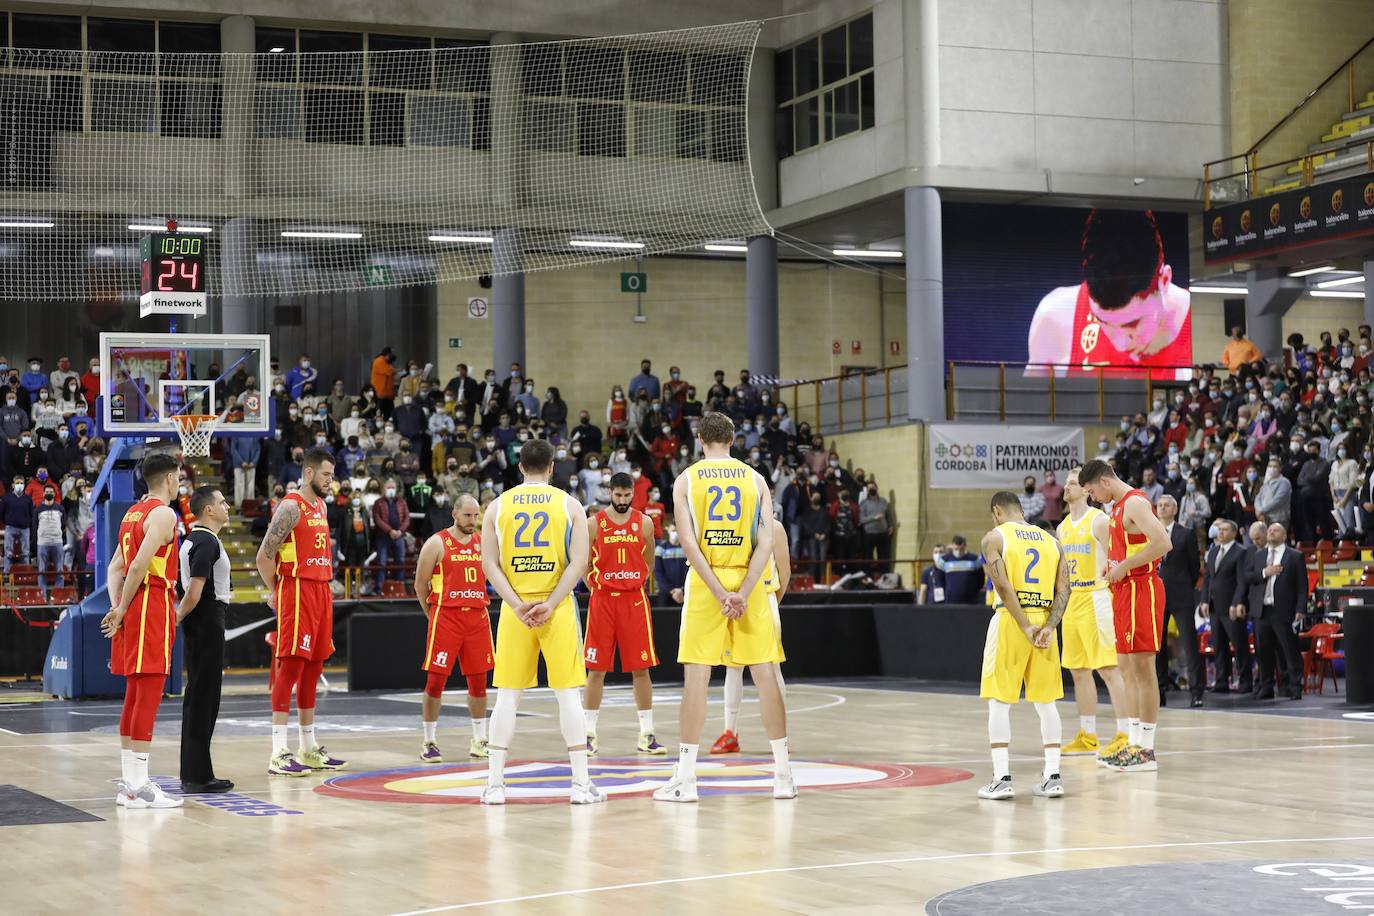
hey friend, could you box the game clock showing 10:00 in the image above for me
[140,233,205,295]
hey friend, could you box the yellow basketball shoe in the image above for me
[1096,732,1130,767]
[1061,730,1099,755]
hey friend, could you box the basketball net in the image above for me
[171,414,218,458]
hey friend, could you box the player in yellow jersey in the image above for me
[711,518,789,754]
[978,491,1071,801]
[479,439,604,806]
[1056,468,1134,762]
[655,412,793,802]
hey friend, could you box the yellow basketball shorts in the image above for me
[493,595,586,690]
[980,609,1064,705]
[680,568,783,667]
[1059,589,1118,671]
[721,591,785,668]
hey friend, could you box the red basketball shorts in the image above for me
[110,585,176,677]
[275,577,334,661]
[1111,574,1164,654]
[422,605,495,676]
[584,588,658,672]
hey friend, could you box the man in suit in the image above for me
[1242,522,1307,700]
[1200,518,1252,694]
[1239,520,1287,695]
[1156,496,1204,707]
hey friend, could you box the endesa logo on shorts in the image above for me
[512,555,556,573]
[704,529,744,546]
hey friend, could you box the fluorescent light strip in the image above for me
[128,223,213,233]
[570,239,644,250]
[1288,264,1336,277]
[1317,274,1366,288]
[429,234,493,244]
[704,243,748,253]
[0,220,54,228]
[281,230,363,239]
[269,47,286,53]
[833,248,903,259]
[1311,290,1366,299]
[1190,285,1248,294]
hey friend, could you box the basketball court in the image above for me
[3,677,1370,913]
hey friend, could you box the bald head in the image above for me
[453,493,481,535]
[1266,522,1287,546]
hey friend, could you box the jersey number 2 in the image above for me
[1024,548,1041,584]
[514,512,550,548]
[707,485,741,521]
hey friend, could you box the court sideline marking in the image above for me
[389,834,1374,914]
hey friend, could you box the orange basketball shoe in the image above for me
[710,730,740,754]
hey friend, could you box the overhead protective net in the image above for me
[0,21,770,300]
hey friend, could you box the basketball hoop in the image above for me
[171,414,218,458]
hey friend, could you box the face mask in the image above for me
[1098,440,1109,450]
[631,470,641,479]
[57,429,68,441]
[742,422,752,432]
[275,385,286,394]
[385,487,396,498]
[178,485,188,495]
[601,473,612,484]
[1290,442,1302,452]
[352,497,362,507]
[1339,449,1348,458]
[4,399,13,407]
[650,491,660,501]
[1261,410,1272,419]
[315,435,327,445]
[486,375,496,384]
[1120,422,1130,431]
[485,440,495,448]
[384,425,394,433]
[289,408,299,417]
[37,391,47,400]
[750,451,760,460]
[556,449,567,459]
[1246,470,1258,481]
[28,363,39,372]
[19,436,30,446]
[1153,399,1163,408]
[668,529,679,544]
[303,414,315,423]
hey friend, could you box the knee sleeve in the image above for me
[271,656,305,713]
[489,688,521,749]
[554,687,587,748]
[465,673,487,698]
[119,683,136,737]
[297,657,324,709]
[126,675,164,742]
[424,670,449,699]
[987,700,1012,744]
[1034,702,1062,745]
[723,665,744,711]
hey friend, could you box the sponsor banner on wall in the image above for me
[1204,172,1374,263]
[928,424,1085,489]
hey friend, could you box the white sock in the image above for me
[1141,721,1157,751]
[1128,717,1142,745]
[569,748,590,786]
[488,748,507,787]
[678,743,699,784]
[1116,717,1130,737]
[585,709,600,734]
[131,751,150,791]
[472,717,488,741]
[423,720,437,743]
[991,747,1010,780]
[637,708,653,735]
[724,666,743,734]
[769,737,791,778]
[298,722,316,752]
[1080,714,1096,737]
[271,724,288,755]
[120,748,134,787]
[1044,746,1061,779]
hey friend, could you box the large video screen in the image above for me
[942,203,1192,379]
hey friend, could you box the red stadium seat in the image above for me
[49,586,78,606]
[13,587,47,606]
[381,579,410,598]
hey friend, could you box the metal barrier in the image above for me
[782,365,908,436]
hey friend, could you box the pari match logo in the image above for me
[317,758,972,805]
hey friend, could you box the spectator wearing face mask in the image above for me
[282,402,309,450]
[662,366,689,409]
[578,453,605,502]
[19,358,46,400]
[642,486,666,540]
[605,385,629,448]
[1295,440,1331,542]
[45,427,81,482]
[34,487,64,594]
[550,444,577,492]
[371,478,411,593]
[371,346,399,418]
[680,385,704,422]
[627,463,652,510]
[55,377,85,419]
[80,358,101,411]
[653,522,687,607]
[1330,442,1361,536]
[628,358,660,401]
[11,432,41,479]
[474,434,502,488]
[588,466,613,512]
[394,437,421,486]
[337,489,373,587]
[406,472,434,516]
[1254,459,1292,529]
[304,404,337,447]
[447,425,477,470]
[63,477,93,577]
[539,386,568,440]
[226,433,262,508]
[427,404,455,472]
[570,411,602,456]
[1221,326,1262,374]
[798,491,831,578]
[3,475,32,571]
[509,377,537,418]
[920,544,947,603]
[29,386,62,440]
[285,355,318,400]
[279,448,305,489]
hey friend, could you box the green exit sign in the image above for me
[620,271,647,293]
[447,337,463,348]
[364,264,394,286]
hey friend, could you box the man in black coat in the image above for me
[1200,517,1252,693]
[1156,496,1204,706]
[1241,522,1307,700]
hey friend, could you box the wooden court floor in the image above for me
[2,678,1372,914]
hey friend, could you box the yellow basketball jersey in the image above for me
[494,482,572,601]
[763,556,780,594]
[1056,508,1106,594]
[686,457,761,570]
[993,521,1059,621]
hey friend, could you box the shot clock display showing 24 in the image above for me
[139,230,208,318]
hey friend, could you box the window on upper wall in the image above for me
[774,12,875,159]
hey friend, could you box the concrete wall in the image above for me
[1188,290,1366,365]
[1227,0,1374,165]
[435,254,905,424]
[827,423,923,570]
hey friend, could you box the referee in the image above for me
[177,486,234,794]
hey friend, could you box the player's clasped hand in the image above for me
[1021,623,1040,646]
[100,608,124,638]
[1104,564,1128,586]
[1031,626,1054,649]
[524,602,554,628]
[720,592,745,619]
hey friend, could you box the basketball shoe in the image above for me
[268,750,311,776]
[469,738,490,759]
[299,746,347,770]
[637,733,666,755]
[774,773,798,799]
[1105,746,1157,772]
[710,730,740,754]
[480,784,506,805]
[977,776,1014,800]
[420,742,443,763]
[1061,730,1099,755]
[1096,732,1130,767]
[653,765,699,803]
[569,781,608,805]
[1031,774,1065,797]
[121,781,184,809]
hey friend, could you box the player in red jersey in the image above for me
[100,450,184,809]
[583,472,664,755]
[413,494,495,763]
[1077,459,1173,772]
[256,447,345,776]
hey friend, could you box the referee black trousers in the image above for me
[180,602,227,785]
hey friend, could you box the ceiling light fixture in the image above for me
[833,248,903,259]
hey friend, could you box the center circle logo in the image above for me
[316,758,972,805]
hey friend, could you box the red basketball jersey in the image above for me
[1068,282,1192,380]
[1107,489,1160,580]
[115,496,178,675]
[428,529,488,610]
[589,508,649,593]
[275,492,333,580]
[118,496,179,590]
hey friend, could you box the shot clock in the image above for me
[139,232,208,318]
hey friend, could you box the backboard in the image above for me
[99,332,273,436]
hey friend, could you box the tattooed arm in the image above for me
[255,498,300,610]
[981,528,1037,644]
[1035,548,1073,647]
